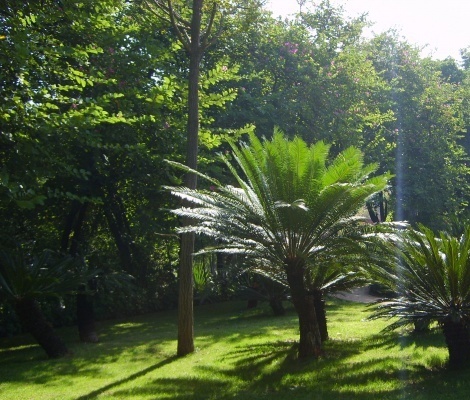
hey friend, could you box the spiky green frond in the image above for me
[166,131,392,286]
[0,246,86,301]
[369,224,470,329]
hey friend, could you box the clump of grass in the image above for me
[1,299,469,400]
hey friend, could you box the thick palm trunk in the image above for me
[313,289,328,342]
[286,263,322,358]
[15,297,69,358]
[442,319,470,368]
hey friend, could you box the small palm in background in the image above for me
[0,243,89,358]
[0,245,74,357]
[370,224,470,368]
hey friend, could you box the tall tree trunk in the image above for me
[285,262,322,358]
[442,319,470,368]
[177,0,203,357]
[269,297,285,316]
[313,289,328,342]
[103,198,133,273]
[61,201,100,344]
[177,229,195,356]
[15,297,69,358]
[77,283,99,343]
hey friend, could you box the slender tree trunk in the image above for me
[61,202,100,344]
[15,297,69,358]
[216,252,229,300]
[269,297,285,316]
[442,319,470,368]
[285,262,322,358]
[313,289,328,342]
[103,199,133,273]
[77,283,99,343]
[177,0,203,357]
[177,229,195,356]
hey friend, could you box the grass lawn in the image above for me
[1,298,470,399]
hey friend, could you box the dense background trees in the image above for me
[2,0,470,360]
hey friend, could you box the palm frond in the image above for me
[369,224,470,329]
[166,131,393,294]
[0,246,87,300]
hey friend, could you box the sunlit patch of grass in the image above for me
[1,298,470,400]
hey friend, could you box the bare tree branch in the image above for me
[200,2,217,50]
[146,0,191,28]
[166,0,191,53]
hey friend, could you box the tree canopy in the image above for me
[2,0,470,362]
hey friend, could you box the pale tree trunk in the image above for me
[177,0,203,357]
[285,261,322,358]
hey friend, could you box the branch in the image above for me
[200,2,218,51]
[167,0,191,53]
[145,0,191,29]
[203,20,226,52]
[155,232,180,240]
[141,0,191,53]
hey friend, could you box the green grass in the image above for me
[1,299,470,399]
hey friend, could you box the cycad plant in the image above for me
[166,131,391,358]
[369,225,470,368]
[0,245,82,358]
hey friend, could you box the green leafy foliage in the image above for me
[369,224,470,367]
[167,130,393,275]
[370,225,470,329]
[0,245,88,301]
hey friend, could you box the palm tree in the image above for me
[166,131,391,358]
[0,245,82,358]
[369,224,470,368]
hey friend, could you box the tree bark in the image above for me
[15,297,69,358]
[177,0,203,357]
[60,201,100,344]
[103,197,134,273]
[313,288,328,342]
[77,283,99,343]
[269,297,285,316]
[442,319,470,368]
[285,262,322,358]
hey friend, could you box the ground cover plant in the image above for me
[2,299,470,400]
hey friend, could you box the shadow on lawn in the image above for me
[187,329,464,400]
[4,301,470,399]
[363,327,446,353]
[96,333,470,400]
[75,355,179,399]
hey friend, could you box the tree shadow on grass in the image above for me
[0,318,178,387]
[363,327,446,352]
[190,331,470,400]
[109,377,230,400]
[75,355,179,399]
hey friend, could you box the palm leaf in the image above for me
[166,131,392,287]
